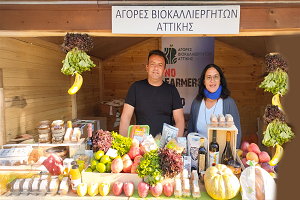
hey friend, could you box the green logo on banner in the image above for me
[164,45,177,64]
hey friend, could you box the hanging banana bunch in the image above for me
[272,93,284,113]
[68,72,83,95]
[269,143,284,166]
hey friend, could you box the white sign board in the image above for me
[162,37,215,114]
[112,6,240,34]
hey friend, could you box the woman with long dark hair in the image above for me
[188,64,241,148]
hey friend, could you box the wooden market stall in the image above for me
[0,0,299,199]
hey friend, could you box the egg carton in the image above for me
[0,146,33,157]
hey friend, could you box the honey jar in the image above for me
[38,120,51,143]
[51,120,65,144]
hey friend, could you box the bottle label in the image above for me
[208,151,219,167]
[71,178,81,192]
[198,154,206,171]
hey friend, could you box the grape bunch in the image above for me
[61,33,94,53]
[158,148,183,179]
[263,104,286,125]
[265,53,288,73]
[92,129,113,153]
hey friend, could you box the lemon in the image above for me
[90,156,95,164]
[85,167,93,172]
[77,183,88,196]
[91,160,99,170]
[100,155,111,164]
[93,169,99,173]
[96,163,106,173]
[106,162,112,173]
[94,150,104,160]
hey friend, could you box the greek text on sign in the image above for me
[112,6,240,34]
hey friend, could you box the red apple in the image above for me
[123,159,133,173]
[138,181,150,198]
[121,154,131,162]
[128,146,141,160]
[259,151,270,163]
[242,150,248,158]
[261,162,274,173]
[247,143,261,155]
[150,183,163,197]
[131,138,139,147]
[112,181,123,196]
[246,152,259,163]
[241,141,250,151]
[163,183,174,197]
[123,181,134,197]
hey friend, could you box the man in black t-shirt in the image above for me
[119,50,184,138]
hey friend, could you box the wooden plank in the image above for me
[0,68,6,146]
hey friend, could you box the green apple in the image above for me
[88,182,99,196]
[96,163,106,173]
[77,183,88,196]
[91,159,99,170]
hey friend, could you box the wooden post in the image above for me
[99,61,104,102]
[0,68,6,146]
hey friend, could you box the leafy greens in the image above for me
[259,69,288,95]
[111,131,132,156]
[262,119,295,147]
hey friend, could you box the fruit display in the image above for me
[204,164,240,200]
[137,181,149,198]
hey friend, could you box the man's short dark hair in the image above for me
[148,50,167,68]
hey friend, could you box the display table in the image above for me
[1,182,242,200]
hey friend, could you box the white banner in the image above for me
[162,37,215,114]
[112,6,240,34]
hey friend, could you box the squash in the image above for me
[204,164,240,200]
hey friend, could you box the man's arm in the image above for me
[119,103,135,137]
[173,108,185,137]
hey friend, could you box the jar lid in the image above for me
[39,120,51,124]
[72,165,79,169]
[52,120,64,125]
[46,146,66,154]
[71,161,77,165]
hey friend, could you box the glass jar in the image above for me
[51,120,65,144]
[228,160,242,178]
[38,120,51,143]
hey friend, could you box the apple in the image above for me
[88,182,99,196]
[123,181,134,197]
[77,183,88,196]
[247,143,261,155]
[163,183,174,197]
[259,151,270,163]
[112,181,123,196]
[123,159,133,173]
[111,156,123,173]
[246,152,259,163]
[121,154,131,162]
[99,182,110,196]
[131,138,139,147]
[261,162,274,173]
[242,150,248,158]
[128,146,141,160]
[150,183,163,197]
[241,141,250,151]
[138,181,150,198]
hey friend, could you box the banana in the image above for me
[68,72,83,95]
[269,143,284,166]
[272,93,284,113]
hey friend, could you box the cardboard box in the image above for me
[81,171,142,188]
[206,124,238,167]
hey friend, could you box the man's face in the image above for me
[146,54,166,81]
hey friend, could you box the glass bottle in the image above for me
[221,131,234,165]
[208,130,219,167]
[69,164,81,194]
[198,137,207,173]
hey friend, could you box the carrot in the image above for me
[136,125,140,129]
[130,125,136,139]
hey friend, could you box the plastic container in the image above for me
[51,120,65,144]
[30,177,41,195]
[182,178,191,197]
[45,146,67,160]
[48,176,60,195]
[192,180,201,198]
[10,178,24,195]
[39,178,49,195]
[174,178,182,198]
[210,114,218,127]
[225,114,234,127]
[128,125,150,143]
[58,177,69,195]
[218,114,225,127]
[21,177,33,195]
[38,120,51,143]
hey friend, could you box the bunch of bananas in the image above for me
[272,93,284,113]
[68,72,83,95]
[269,143,284,166]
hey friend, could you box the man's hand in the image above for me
[119,103,135,137]
[173,108,185,137]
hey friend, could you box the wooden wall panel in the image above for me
[0,37,101,141]
[102,38,271,141]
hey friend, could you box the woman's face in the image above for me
[204,67,221,93]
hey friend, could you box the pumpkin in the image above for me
[204,164,240,200]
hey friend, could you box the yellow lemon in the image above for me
[85,167,93,172]
[77,183,88,196]
[99,182,110,196]
[91,160,99,170]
